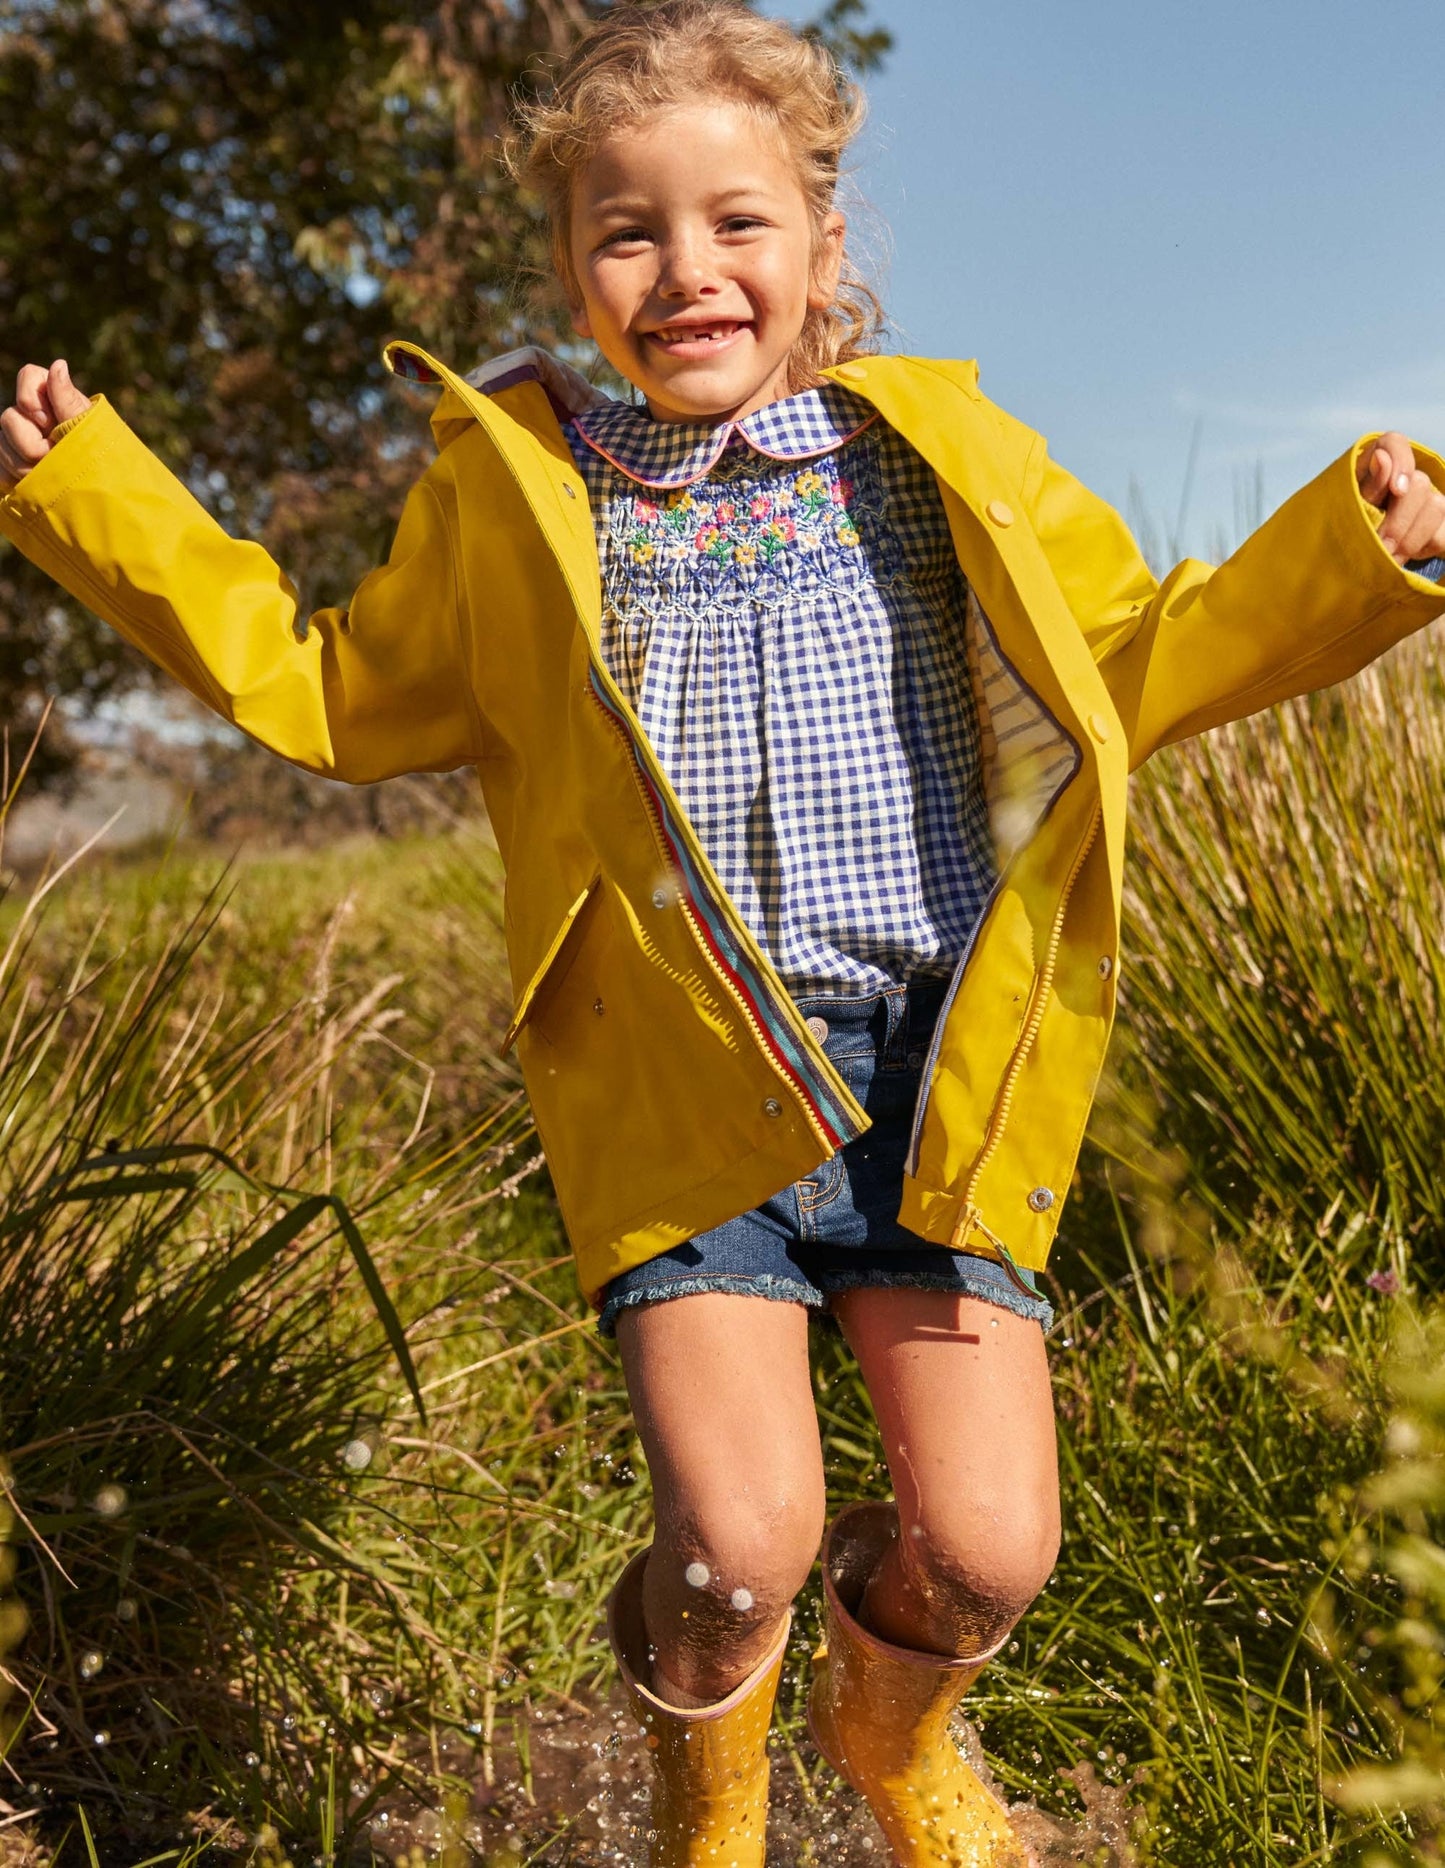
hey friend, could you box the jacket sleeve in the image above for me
[1017,428,1445,770]
[0,396,484,782]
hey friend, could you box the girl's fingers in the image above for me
[1361,430,1417,508]
[14,362,55,437]
[46,358,92,424]
[1380,471,1444,561]
[0,405,51,485]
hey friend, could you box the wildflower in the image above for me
[1366,1268,1401,1296]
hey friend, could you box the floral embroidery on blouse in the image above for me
[624,458,861,574]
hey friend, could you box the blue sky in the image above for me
[786,0,1445,560]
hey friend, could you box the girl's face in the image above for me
[567,100,845,425]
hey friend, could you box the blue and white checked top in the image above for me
[562,384,998,996]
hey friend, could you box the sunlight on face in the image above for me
[567,100,844,425]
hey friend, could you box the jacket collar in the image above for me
[567,382,879,490]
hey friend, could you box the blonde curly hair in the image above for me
[506,0,886,393]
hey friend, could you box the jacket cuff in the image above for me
[1405,556,1445,583]
[51,404,98,445]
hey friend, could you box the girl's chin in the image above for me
[637,358,793,424]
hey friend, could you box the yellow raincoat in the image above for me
[3,341,1441,1306]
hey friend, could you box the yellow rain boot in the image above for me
[607,1547,791,1867]
[807,1502,1026,1867]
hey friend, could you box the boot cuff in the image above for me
[822,1501,1009,1673]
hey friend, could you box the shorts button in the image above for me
[907,1051,924,1068]
[1027,1185,1055,1213]
[763,1097,784,1118]
[651,887,670,909]
[805,1015,829,1042]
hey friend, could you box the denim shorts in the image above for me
[596,977,1054,1338]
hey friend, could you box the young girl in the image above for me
[3,4,1444,1862]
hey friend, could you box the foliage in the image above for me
[1106,628,1445,1269]
[1332,1307,1445,1866]
[0,0,891,781]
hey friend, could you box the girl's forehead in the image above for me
[578,98,795,194]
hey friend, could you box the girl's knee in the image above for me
[659,1488,824,1622]
[902,1497,1061,1647]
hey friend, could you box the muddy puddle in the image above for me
[368,1689,1142,1866]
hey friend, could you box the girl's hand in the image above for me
[1357,431,1445,564]
[0,359,94,489]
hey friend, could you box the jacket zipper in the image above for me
[585,667,865,1152]
[958,802,1102,1211]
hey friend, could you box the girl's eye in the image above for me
[722,217,766,234]
[599,227,651,250]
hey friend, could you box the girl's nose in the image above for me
[656,238,721,299]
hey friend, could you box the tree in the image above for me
[0,0,890,788]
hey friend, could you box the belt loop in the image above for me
[881,983,908,1071]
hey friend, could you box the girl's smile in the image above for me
[567,100,844,424]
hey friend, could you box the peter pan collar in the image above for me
[568,382,880,490]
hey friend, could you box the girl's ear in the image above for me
[807,210,847,312]
[568,297,594,341]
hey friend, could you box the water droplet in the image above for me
[466,1720,483,1735]
[1152,1590,1165,1603]
[79,1649,104,1680]
[92,1483,128,1518]
[116,1597,137,1624]
[730,1587,754,1612]
[93,1730,110,1747]
[244,1752,260,1769]
[342,1438,373,1472]
[684,1561,710,1588]
[1256,1607,1272,1626]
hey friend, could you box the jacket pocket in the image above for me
[500,867,604,1055]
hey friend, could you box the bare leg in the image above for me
[829,1287,1060,1658]
[615,1292,827,1702]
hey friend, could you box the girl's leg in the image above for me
[829,1287,1059,1658]
[615,1291,827,1703]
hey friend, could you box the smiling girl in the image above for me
[3,3,1444,1863]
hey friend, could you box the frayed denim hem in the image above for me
[595,1272,825,1339]
[818,1269,1054,1333]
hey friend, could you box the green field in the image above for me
[4,631,1445,1866]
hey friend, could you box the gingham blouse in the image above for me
[562,384,997,997]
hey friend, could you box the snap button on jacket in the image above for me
[3,345,1442,1307]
